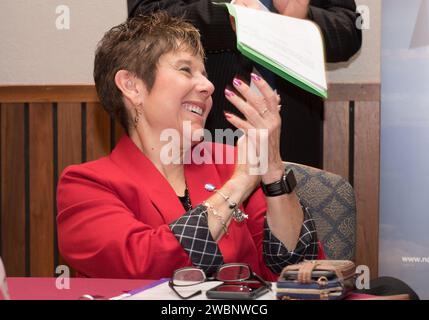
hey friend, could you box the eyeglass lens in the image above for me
[173,268,206,286]
[170,264,269,299]
[216,264,251,281]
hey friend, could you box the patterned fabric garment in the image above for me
[263,204,319,273]
[169,205,224,275]
[57,137,325,280]
[170,190,319,275]
[285,163,356,260]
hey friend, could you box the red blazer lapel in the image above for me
[110,137,240,262]
[110,136,186,223]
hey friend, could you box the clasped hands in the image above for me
[224,74,284,196]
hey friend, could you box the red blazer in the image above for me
[57,135,324,281]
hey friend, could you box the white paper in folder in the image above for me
[221,3,328,97]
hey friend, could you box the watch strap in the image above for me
[261,169,297,197]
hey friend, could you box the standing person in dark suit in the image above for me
[127,0,362,168]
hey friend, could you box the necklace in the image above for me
[178,183,192,211]
[183,187,192,211]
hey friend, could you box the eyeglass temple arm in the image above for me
[168,280,203,300]
[253,272,272,291]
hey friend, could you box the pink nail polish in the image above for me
[224,111,233,119]
[224,89,235,97]
[233,78,242,87]
[251,73,262,81]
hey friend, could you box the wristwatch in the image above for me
[261,169,297,197]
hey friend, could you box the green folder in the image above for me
[219,3,328,99]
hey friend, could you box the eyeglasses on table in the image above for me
[168,263,271,300]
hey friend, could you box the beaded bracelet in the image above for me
[204,183,248,223]
[203,201,229,235]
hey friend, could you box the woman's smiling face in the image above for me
[141,49,215,143]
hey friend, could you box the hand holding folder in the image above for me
[217,2,328,98]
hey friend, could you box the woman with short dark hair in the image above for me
[57,11,323,280]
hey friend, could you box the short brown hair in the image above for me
[93,11,205,133]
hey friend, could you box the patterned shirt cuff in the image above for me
[169,204,224,275]
[263,203,319,274]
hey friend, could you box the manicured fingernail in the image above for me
[233,78,242,87]
[224,89,235,97]
[251,73,262,81]
[224,111,233,119]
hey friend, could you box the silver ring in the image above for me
[260,108,269,116]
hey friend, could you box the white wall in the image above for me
[0,0,127,85]
[0,0,379,85]
[327,0,381,84]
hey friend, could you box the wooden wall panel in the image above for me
[57,103,82,175]
[57,103,82,271]
[29,103,54,276]
[86,102,111,161]
[1,103,26,276]
[354,101,380,279]
[0,84,381,278]
[323,101,350,180]
[328,83,380,102]
[0,86,98,103]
